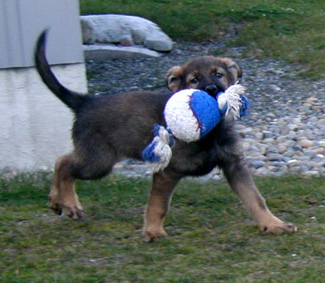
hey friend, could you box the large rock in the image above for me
[83,44,163,61]
[80,14,174,52]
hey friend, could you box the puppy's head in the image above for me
[166,56,242,95]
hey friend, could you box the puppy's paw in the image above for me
[61,205,84,220]
[143,228,167,242]
[49,197,84,220]
[48,195,62,215]
[262,222,297,234]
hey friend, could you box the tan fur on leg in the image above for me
[237,186,297,234]
[49,155,83,219]
[144,171,180,242]
[223,160,297,234]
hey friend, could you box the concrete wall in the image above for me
[0,0,88,173]
[0,64,87,172]
[0,0,84,68]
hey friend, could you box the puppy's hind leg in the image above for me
[49,154,83,219]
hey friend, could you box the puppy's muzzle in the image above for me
[205,84,223,95]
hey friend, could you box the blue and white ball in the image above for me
[164,89,221,142]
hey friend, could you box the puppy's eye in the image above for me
[216,72,223,78]
[169,77,178,83]
[191,78,199,84]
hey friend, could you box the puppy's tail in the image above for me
[34,29,85,111]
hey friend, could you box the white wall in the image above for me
[0,0,88,173]
[0,0,84,68]
[0,64,87,172]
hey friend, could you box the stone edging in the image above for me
[81,14,174,60]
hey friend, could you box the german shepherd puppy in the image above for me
[35,30,296,242]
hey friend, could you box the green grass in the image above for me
[80,0,325,79]
[0,174,324,282]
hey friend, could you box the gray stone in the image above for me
[243,138,257,145]
[120,38,134,47]
[257,144,268,155]
[278,145,287,154]
[287,160,301,168]
[279,127,289,135]
[250,160,266,169]
[305,171,319,176]
[81,14,174,52]
[314,148,325,154]
[255,167,270,176]
[242,141,251,150]
[262,130,273,139]
[269,84,282,92]
[266,146,278,154]
[83,44,163,61]
[254,132,263,140]
[267,153,285,161]
[81,18,96,44]
[283,150,295,158]
[1,166,15,174]
[270,161,286,168]
[318,140,325,147]
[288,124,299,131]
[298,139,314,148]
[145,34,174,52]
[267,165,281,172]
[263,138,275,144]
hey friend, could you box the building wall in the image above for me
[0,0,88,172]
[0,0,84,68]
[0,64,87,172]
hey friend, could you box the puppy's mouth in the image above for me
[204,84,225,96]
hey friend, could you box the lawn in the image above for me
[80,0,325,79]
[0,174,324,282]
[1,1,324,282]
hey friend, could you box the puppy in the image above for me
[34,30,296,242]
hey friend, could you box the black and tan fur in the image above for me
[34,30,296,242]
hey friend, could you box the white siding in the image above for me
[0,65,88,171]
[0,0,88,172]
[0,0,84,68]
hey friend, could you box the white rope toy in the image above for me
[217,84,247,119]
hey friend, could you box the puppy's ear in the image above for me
[166,66,184,92]
[222,58,242,81]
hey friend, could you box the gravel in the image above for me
[86,40,325,180]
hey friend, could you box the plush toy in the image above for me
[164,89,222,142]
[142,84,250,172]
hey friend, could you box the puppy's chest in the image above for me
[171,128,238,176]
[192,122,239,165]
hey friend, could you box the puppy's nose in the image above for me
[205,85,218,94]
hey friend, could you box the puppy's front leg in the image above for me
[144,171,181,242]
[222,158,297,234]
